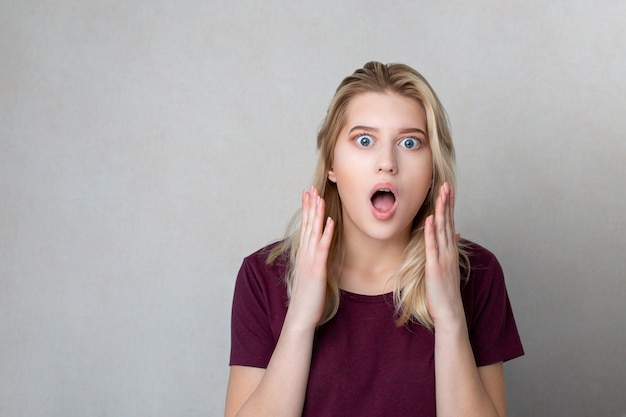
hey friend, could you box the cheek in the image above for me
[405,163,433,200]
[405,155,433,180]
[329,150,362,184]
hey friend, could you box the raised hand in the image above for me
[424,182,464,327]
[288,186,334,330]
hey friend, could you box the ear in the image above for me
[327,167,336,183]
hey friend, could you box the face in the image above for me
[328,91,432,244]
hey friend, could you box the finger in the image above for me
[310,191,326,241]
[435,184,448,251]
[449,186,457,245]
[304,187,324,248]
[444,183,455,244]
[450,185,456,228]
[300,187,316,248]
[317,216,335,261]
[299,189,310,248]
[424,215,439,265]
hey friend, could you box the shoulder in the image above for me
[461,239,500,268]
[460,238,505,282]
[459,240,525,364]
[231,241,291,368]
[459,238,508,302]
[236,240,290,296]
[241,240,283,266]
[240,241,289,276]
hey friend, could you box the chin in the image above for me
[364,222,413,243]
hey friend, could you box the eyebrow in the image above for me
[348,125,427,136]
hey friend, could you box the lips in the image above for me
[370,182,398,220]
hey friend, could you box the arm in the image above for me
[433,322,506,416]
[425,183,507,417]
[225,320,316,417]
[225,187,334,417]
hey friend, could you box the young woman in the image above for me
[225,62,524,417]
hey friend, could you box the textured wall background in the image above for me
[1,1,625,416]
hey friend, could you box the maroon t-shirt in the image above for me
[229,240,524,416]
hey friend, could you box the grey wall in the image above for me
[1,1,625,416]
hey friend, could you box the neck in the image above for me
[339,228,410,295]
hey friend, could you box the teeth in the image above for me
[379,188,391,192]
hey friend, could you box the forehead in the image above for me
[343,91,426,131]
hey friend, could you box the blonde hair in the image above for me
[268,61,469,330]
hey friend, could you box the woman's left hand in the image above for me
[424,182,464,327]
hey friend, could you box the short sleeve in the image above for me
[229,247,288,368]
[465,249,524,367]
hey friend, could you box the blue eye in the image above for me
[356,134,373,147]
[400,137,419,149]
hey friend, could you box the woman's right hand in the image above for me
[225,189,334,417]
[287,186,334,330]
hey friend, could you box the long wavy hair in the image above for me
[268,61,469,330]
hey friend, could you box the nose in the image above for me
[377,144,397,174]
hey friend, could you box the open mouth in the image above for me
[371,189,396,212]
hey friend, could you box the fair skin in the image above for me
[327,92,433,294]
[225,92,507,417]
